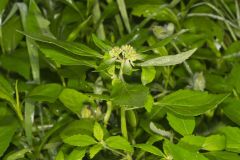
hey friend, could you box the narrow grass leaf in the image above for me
[117,0,131,33]
[24,100,35,145]
[39,45,97,68]
[93,0,106,40]
[19,31,103,58]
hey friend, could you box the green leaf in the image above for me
[204,151,240,160]
[227,64,240,94]
[178,33,206,48]
[155,90,229,116]
[60,119,94,139]
[0,48,30,79]
[63,134,97,147]
[20,31,103,58]
[92,34,111,52]
[111,79,149,107]
[62,0,81,13]
[26,38,40,82]
[24,0,53,82]
[164,140,208,160]
[59,88,90,114]
[134,144,164,157]
[205,74,232,93]
[183,17,224,42]
[0,104,19,157]
[105,136,133,153]
[202,135,225,151]
[0,0,8,14]
[55,150,64,160]
[122,60,133,75]
[1,15,23,53]
[0,76,14,95]
[179,135,205,152]
[126,110,137,128]
[3,148,31,160]
[92,0,105,39]
[117,0,131,33]
[39,45,96,68]
[27,83,63,103]
[139,29,188,52]
[68,148,86,160]
[0,76,15,106]
[179,135,225,152]
[89,144,103,159]
[67,16,92,42]
[96,57,116,72]
[217,126,240,153]
[144,94,154,112]
[138,48,197,66]
[222,98,240,126]
[132,5,179,25]
[167,113,195,136]
[25,0,53,35]
[93,122,104,141]
[225,41,240,55]
[141,67,156,85]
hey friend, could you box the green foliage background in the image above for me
[0,0,240,159]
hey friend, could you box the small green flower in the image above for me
[109,45,140,65]
[121,45,138,61]
[109,46,121,58]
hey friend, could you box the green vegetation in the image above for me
[1,0,240,159]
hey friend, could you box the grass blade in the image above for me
[93,0,106,40]
[24,100,35,145]
[117,0,131,33]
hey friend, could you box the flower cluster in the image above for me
[109,45,138,62]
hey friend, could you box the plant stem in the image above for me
[121,107,128,139]
[119,60,125,82]
[24,100,35,146]
[104,145,126,157]
[104,101,113,127]
[0,14,5,54]
[15,80,23,121]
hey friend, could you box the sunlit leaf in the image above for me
[138,48,197,67]
[155,90,229,116]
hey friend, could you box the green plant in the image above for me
[1,0,240,159]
